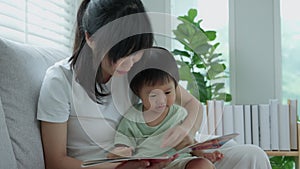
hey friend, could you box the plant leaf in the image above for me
[178,63,193,81]
[207,63,226,80]
[193,43,211,56]
[213,83,225,92]
[205,31,217,41]
[214,93,232,101]
[172,49,190,58]
[188,9,197,22]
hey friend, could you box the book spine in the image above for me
[251,105,259,146]
[244,105,252,144]
[288,99,298,150]
[269,99,279,150]
[198,105,208,136]
[222,105,234,135]
[207,100,215,135]
[278,104,290,150]
[258,104,271,150]
[233,105,244,144]
[215,100,224,136]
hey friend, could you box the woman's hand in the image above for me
[161,125,194,150]
[115,154,178,169]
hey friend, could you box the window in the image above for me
[0,0,78,53]
[281,0,300,107]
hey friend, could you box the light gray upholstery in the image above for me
[0,38,67,169]
[0,97,18,169]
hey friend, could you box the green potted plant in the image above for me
[269,156,295,169]
[172,8,231,103]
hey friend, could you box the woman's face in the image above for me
[101,50,144,77]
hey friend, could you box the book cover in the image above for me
[81,133,239,167]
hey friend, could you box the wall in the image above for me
[142,0,171,49]
[229,0,281,104]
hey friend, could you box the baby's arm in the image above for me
[107,145,134,159]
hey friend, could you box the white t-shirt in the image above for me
[37,58,138,161]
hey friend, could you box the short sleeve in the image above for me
[37,65,71,123]
[114,117,137,148]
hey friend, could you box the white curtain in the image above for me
[0,0,78,53]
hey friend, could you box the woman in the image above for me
[37,0,199,168]
[37,0,272,169]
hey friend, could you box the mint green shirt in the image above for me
[114,103,191,158]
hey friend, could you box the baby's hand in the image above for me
[191,149,223,163]
[107,146,133,159]
[202,151,224,163]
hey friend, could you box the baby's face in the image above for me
[139,80,176,114]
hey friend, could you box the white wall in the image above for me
[142,0,171,49]
[229,0,281,104]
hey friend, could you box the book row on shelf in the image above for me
[198,99,298,151]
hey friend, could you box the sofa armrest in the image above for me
[0,37,68,169]
[0,97,17,169]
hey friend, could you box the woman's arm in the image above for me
[176,85,203,135]
[161,85,203,149]
[41,122,171,169]
[41,121,119,169]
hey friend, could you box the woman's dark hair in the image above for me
[70,0,154,103]
[72,0,90,54]
[130,68,178,97]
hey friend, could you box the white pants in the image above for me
[213,140,272,169]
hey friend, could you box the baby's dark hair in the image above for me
[130,68,178,97]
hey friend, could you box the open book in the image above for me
[82,133,239,167]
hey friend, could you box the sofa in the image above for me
[0,37,67,169]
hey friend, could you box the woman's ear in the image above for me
[85,31,95,49]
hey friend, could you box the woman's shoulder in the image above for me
[45,57,72,83]
[48,57,71,73]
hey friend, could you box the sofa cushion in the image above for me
[0,37,68,169]
[0,97,18,169]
